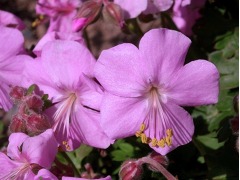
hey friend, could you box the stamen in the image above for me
[140,133,148,144]
[166,129,173,137]
[151,138,158,147]
[165,136,172,146]
[62,140,71,151]
[158,139,165,148]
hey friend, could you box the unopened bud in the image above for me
[26,114,51,136]
[119,160,142,180]
[9,115,27,133]
[73,0,102,31]
[230,116,239,134]
[9,86,27,103]
[102,2,124,27]
[147,152,169,172]
[24,94,43,113]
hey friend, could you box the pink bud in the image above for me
[9,86,27,103]
[102,2,124,27]
[119,160,142,180]
[26,114,51,136]
[147,152,169,172]
[73,0,102,31]
[24,94,44,113]
[9,115,27,133]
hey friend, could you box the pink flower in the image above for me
[0,129,58,179]
[23,40,111,151]
[172,0,206,36]
[0,10,25,30]
[36,0,80,32]
[94,28,219,155]
[0,26,30,111]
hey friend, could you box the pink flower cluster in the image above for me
[0,1,218,179]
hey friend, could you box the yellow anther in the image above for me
[135,130,142,137]
[166,129,173,137]
[151,138,158,147]
[39,15,44,20]
[140,133,148,144]
[165,136,172,146]
[140,123,145,132]
[62,141,67,145]
[157,138,165,148]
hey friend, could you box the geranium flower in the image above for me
[23,40,111,151]
[0,10,25,30]
[0,26,30,110]
[0,129,58,179]
[172,0,206,36]
[36,0,80,32]
[62,176,111,180]
[94,28,219,155]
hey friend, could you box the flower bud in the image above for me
[73,0,102,31]
[24,94,44,113]
[9,115,27,133]
[26,114,51,136]
[9,86,27,103]
[147,152,169,172]
[102,2,124,27]
[230,116,239,134]
[119,160,142,180]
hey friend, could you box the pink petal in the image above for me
[7,132,28,161]
[34,169,58,180]
[139,28,191,84]
[33,31,84,56]
[22,129,58,168]
[100,93,148,140]
[167,60,219,106]
[0,152,22,179]
[0,26,24,61]
[72,17,88,32]
[0,82,12,110]
[95,43,148,97]
[144,0,173,14]
[0,10,25,30]
[150,102,194,155]
[114,0,147,19]
[41,40,96,89]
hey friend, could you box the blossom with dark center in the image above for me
[23,40,111,151]
[94,28,219,155]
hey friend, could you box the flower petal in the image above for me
[7,132,28,161]
[167,60,219,106]
[62,175,112,180]
[41,40,96,89]
[22,129,58,168]
[0,82,12,110]
[150,101,194,155]
[144,0,173,14]
[95,43,148,97]
[100,93,148,140]
[0,26,24,61]
[114,0,147,19]
[0,152,22,179]
[0,10,25,30]
[34,169,58,180]
[139,28,191,84]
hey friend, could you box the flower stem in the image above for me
[60,151,80,177]
[140,156,177,180]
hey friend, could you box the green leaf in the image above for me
[27,84,36,94]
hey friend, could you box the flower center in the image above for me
[135,86,173,148]
[1,163,31,180]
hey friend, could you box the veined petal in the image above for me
[41,40,96,89]
[22,129,58,168]
[0,26,24,62]
[95,43,148,97]
[142,101,194,155]
[143,0,173,14]
[139,28,191,84]
[167,60,219,106]
[7,133,29,161]
[0,82,12,110]
[100,93,148,140]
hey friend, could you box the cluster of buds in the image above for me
[73,0,123,32]
[9,85,51,136]
[119,152,172,180]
